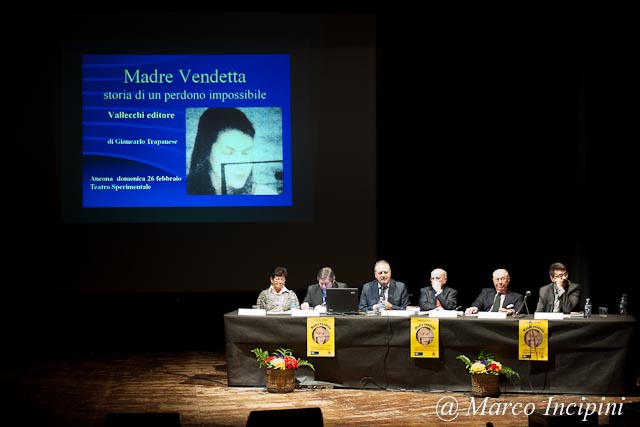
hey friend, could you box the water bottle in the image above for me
[290,297,297,313]
[619,294,628,316]
[584,298,592,318]
[376,296,384,315]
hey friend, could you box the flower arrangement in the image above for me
[251,347,315,371]
[456,350,519,379]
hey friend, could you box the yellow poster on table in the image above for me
[519,319,548,361]
[307,317,335,357]
[410,317,439,358]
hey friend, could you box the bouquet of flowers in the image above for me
[456,350,519,379]
[251,347,315,371]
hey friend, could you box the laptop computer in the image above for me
[325,287,360,315]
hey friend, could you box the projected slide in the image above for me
[82,54,291,208]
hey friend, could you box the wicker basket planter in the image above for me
[471,374,500,397]
[265,368,296,393]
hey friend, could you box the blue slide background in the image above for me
[82,54,291,208]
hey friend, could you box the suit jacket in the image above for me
[535,281,582,313]
[302,281,348,307]
[418,286,458,311]
[470,288,524,313]
[359,279,410,311]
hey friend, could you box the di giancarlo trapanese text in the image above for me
[435,395,627,422]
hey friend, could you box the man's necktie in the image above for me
[435,292,442,308]
[491,293,501,312]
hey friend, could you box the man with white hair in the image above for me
[465,268,523,316]
[418,268,459,311]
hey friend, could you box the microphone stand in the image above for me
[514,291,531,318]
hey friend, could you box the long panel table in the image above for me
[224,311,637,395]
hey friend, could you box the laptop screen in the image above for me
[325,288,360,314]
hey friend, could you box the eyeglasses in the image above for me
[493,277,509,282]
[430,276,444,281]
[552,273,568,279]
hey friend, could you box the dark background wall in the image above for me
[374,11,636,328]
[7,8,635,355]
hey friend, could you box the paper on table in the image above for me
[238,308,267,316]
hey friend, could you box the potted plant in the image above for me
[456,350,519,397]
[251,347,315,393]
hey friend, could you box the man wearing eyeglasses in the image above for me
[535,262,582,313]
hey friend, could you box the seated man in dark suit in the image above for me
[465,268,523,316]
[535,262,582,313]
[300,266,348,310]
[419,268,458,311]
[359,259,410,311]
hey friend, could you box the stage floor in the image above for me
[3,351,639,426]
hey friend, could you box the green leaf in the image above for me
[250,348,270,368]
[297,359,315,371]
[456,355,472,368]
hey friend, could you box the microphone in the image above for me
[515,290,532,317]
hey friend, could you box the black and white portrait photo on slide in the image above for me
[186,107,283,195]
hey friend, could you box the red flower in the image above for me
[284,356,299,369]
[487,363,501,373]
